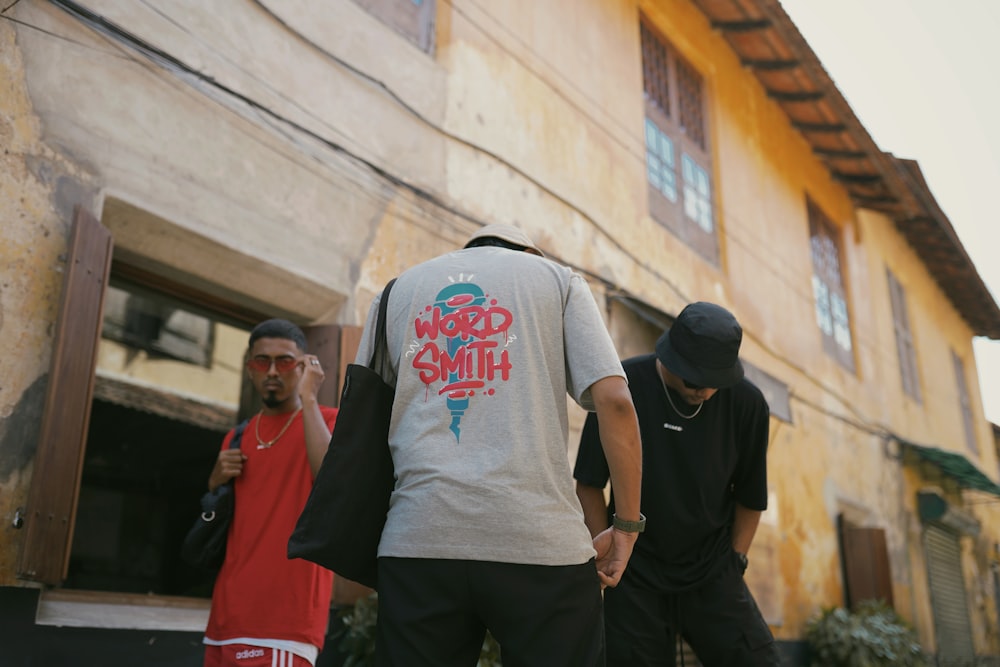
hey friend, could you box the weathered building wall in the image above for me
[0,0,456,587]
[0,13,82,587]
[2,0,998,659]
[12,0,452,323]
[367,0,1000,646]
[435,0,945,640]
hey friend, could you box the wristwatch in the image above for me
[612,512,646,533]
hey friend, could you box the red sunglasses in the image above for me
[247,355,300,373]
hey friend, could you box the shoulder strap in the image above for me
[369,278,397,378]
[229,419,250,450]
[217,419,250,491]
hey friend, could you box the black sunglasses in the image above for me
[682,378,706,390]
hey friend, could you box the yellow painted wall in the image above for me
[0,17,86,586]
[3,0,999,653]
[436,0,1000,646]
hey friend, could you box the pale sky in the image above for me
[780,0,1000,425]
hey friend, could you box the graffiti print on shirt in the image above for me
[409,279,515,442]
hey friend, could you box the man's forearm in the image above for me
[590,377,642,522]
[301,397,332,475]
[732,503,762,554]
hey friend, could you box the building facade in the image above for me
[2,0,999,664]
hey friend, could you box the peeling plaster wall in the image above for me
[11,0,452,322]
[2,0,999,654]
[0,14,91,586]
[1,0,454,587]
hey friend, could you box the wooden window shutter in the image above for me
[640,20,672,118]
[17,206,113,584]
[308,324,364,408]
[839,515,894,609]
[675,55,706,150]
[952,350,978,455]
[887,269,920,401]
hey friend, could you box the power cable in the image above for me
[248,0,688,303]
[8,1,934,444]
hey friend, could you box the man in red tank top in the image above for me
[203,319,338,667]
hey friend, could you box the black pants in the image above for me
[375,557,605,667]
[605,553,779,666]
[315,605,351,667]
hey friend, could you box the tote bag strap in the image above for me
[229,419,248,450]
[220,419,249,490]
[368,278,397,380]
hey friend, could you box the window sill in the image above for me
[36,589,210,632]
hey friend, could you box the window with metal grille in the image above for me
[886,268,921,401]
[808,202,854,371]
[640,18,717,264]
[676,57,706,150]
[354,0,435,53]
[951,349,978,455]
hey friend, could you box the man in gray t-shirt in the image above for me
[355,224,643,667]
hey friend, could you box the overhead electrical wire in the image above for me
[3,0,938,447]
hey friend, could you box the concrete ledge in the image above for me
[36,589,209,632]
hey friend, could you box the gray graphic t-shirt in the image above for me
[355,246,625,566]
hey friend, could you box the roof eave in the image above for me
[686,0,1000,338]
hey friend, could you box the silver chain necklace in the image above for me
[660,374,704,419]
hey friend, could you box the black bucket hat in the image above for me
[655,302,744,389]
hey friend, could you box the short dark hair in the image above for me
[248,318,308,352]
[465,236,530,253]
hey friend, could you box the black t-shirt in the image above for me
[574,354,770,592]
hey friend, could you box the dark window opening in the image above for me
[65,401,227,598]
[62,277,252,597]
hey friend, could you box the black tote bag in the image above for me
[288,279,396,588]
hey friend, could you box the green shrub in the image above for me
[336,593,502,667]
[804,600,931,667]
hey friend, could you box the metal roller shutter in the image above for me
[924,524,975,663]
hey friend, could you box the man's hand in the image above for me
[298,354,334,475]
[208,448,246,492]
[298,354,325,403]
[593,526,639,588]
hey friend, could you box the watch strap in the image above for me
[612,512,646,533]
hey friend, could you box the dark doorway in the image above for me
[65,399,226,598]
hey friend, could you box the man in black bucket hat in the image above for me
[574,302,779,666]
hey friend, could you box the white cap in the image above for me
[465,224,544,257]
